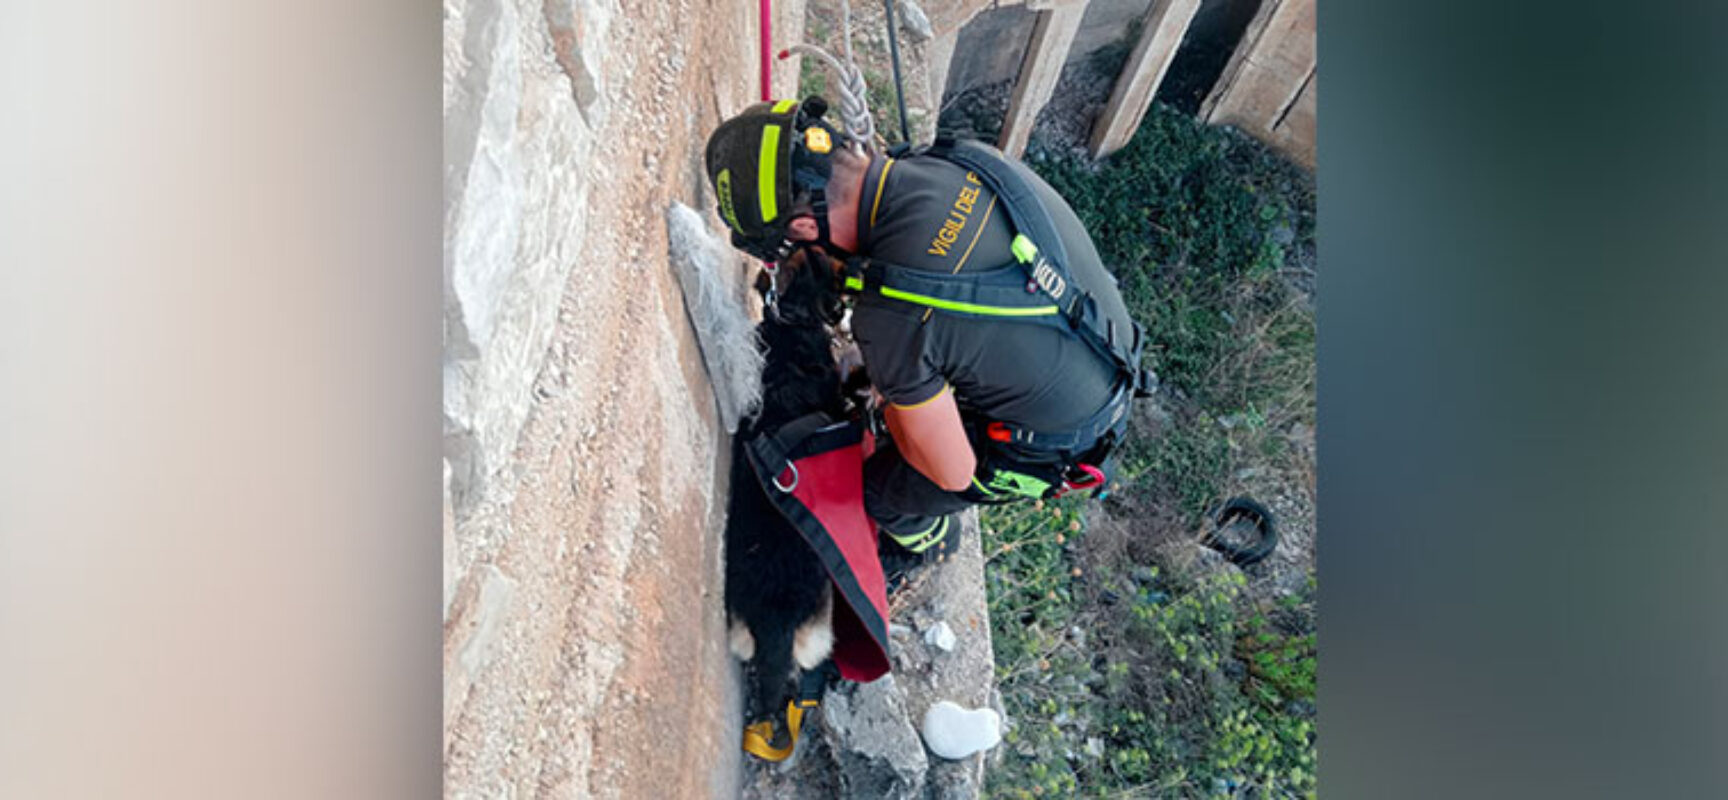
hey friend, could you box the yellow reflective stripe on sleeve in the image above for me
[759,124,782,223]
[869,158,895,228]
[889,383,950,411]
[771,98,799,113]
[878,286,1059,317]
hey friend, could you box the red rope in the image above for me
[759,0,772,100]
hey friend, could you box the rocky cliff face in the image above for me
[442,0,1014,795]
[441,0,804,796]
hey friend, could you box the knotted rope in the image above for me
[781,0,875,148]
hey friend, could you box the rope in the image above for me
[881,0,911,144]
[759,0,772,100]
[785,44,875,147]
[779,0,875,148]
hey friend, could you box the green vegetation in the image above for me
[796,23,908,147]
[982,104,1316,798]
[798,48,827,108]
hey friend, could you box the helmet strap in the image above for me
[809,188,832,248]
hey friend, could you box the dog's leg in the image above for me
[792,586,836,670]
[728,615,756,661]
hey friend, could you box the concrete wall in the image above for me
[930,0,1314,170]
[941,3,1038,97]
[942,0,1154,97]
[1201,0,1315,168]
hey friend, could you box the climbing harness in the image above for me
[850,137,1157,400]
[742,698,817,762]
[1056,463,1107,497]
[839,136,1158,498]
[736,413,891,760]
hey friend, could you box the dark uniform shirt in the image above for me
[849,150,1130,433]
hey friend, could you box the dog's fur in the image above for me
[724,246,848,720]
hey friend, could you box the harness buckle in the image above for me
[772,462,800,493]
[986,422,1013,443]
[1052,463,1106,499]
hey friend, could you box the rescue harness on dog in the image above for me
[738,411,890,761]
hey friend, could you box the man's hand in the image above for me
[882,387,976,492]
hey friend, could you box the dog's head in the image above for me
[755,245,843,328]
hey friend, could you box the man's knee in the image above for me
[861,449,896,520]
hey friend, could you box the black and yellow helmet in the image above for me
[704,96,840,261]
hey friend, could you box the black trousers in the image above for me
[860,439,979,542]
[862,425,1075,547]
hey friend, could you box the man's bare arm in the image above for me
[882,386,976,492]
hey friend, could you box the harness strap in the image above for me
[742,698,818,762]
[927,138,1073,271]
[990,376,1134,454]
[742,660,835,762]
[848,140,1158,399]
[860,261,1062,318]
[751,411,851,485]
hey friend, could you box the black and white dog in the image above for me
[725,245,849,720]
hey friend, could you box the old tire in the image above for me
[1203,496,1278,566]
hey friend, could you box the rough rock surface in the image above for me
[665,202,765,433]
[741,512,1000,799]
[823,675,931,798]
[441,0,807,796]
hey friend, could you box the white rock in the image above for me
[923,621,957,652]
[920,701,1001,760]
[896,0,933,42]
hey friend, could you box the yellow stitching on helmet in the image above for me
[716,169,740,232]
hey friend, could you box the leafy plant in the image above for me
[981,103,1316,799]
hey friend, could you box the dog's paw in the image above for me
[792,591,835,669]
[793,623,834,670]
[728,618,756,661]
